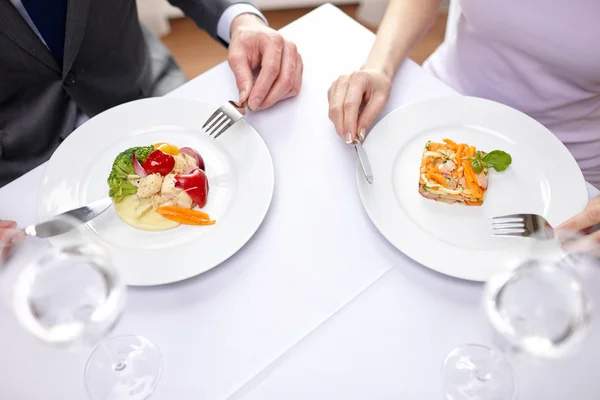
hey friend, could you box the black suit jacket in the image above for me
[0,0,244,187]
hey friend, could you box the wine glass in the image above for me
[0,215,162,399]
[441,227,596,400]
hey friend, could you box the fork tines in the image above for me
[491,222,527,237]
[490,214,528,237]
[202,109,234,139]
[202,101,245,139]
[490,213,552,238]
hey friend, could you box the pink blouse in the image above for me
[424,0,600,185]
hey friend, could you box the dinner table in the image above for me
[1,4,599,399]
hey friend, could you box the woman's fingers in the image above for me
[557,201,600,233]
[328,75,350,141]
[357,93,388,141]
[342,72,369,143]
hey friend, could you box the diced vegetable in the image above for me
[174,167,209,207]
[142,150,175,176]
[132,154,148,178]
[179,147,205,171]
[154,143,179,156]
[107,145,154,201]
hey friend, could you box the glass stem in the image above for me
[474,363,492,382]
[103,342,128,372]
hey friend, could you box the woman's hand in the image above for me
[557,195,600,238]
[325,0,441,144]
[327,68,392,144]
[0,220,17,260]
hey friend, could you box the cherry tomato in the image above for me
[142,150,175,176]
[174,167,209,208]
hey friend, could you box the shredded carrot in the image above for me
[156,206,216,226]
[430,173,447,186]
[442,138,458,151]
[455,144,464,164]
[420,139,489,206]
[428,143,441,152]
[463,162,483,199]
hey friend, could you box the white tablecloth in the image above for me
[1,5,598,399]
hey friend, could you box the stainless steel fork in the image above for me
[490,213,554,239]
[202,100,247,139]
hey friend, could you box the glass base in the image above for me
[85,335,162,400]
[441,344,516,400]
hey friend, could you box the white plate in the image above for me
[38,98,274,286]
[357,96,587,282]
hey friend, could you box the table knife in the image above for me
[353,139,373,184]
[23,197,113,238]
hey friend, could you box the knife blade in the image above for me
[24,197,113,238]
[353,139,373,184]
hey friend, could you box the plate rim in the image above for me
[356,95,588,282]
[37,97,275,286]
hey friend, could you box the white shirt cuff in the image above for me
[216,3,268,44]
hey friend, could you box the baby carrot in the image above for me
[156,206,216,226]
[157,205,210,220]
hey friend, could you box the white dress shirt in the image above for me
[8,0,267,127]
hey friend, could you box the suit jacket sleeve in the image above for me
[167,0,251,46]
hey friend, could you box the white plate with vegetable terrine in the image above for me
[356,96,587,282]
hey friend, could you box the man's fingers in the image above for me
[342,72,368,143]
[0,221,18,261]
[248,34,284,111]
[328,75,350,141]
[557,205,600,233]
[282,52,303,100]
[259,41,298,110]
[228,49,254,103]
[357,94,388,141]
[0,221,16,229]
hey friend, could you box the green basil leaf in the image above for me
[471,158,484,174]
[481,150,512,172]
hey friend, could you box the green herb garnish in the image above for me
[470,150,512,174]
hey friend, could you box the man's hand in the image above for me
[228,14,303,111]
[0,220,18,260]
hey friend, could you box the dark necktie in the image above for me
[21,0,69,64]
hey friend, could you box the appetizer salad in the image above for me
[107,143,215,228]
[419,138,512,205]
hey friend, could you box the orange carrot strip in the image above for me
[159,213,216,226]
[463,162,483,199]
[455,144,464,163]
[428,143,441,151]
[442,138,458,151]
[430,173,447,186]
[157,205,210,220]
[156,206,216,226]
[466,200,483,206]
